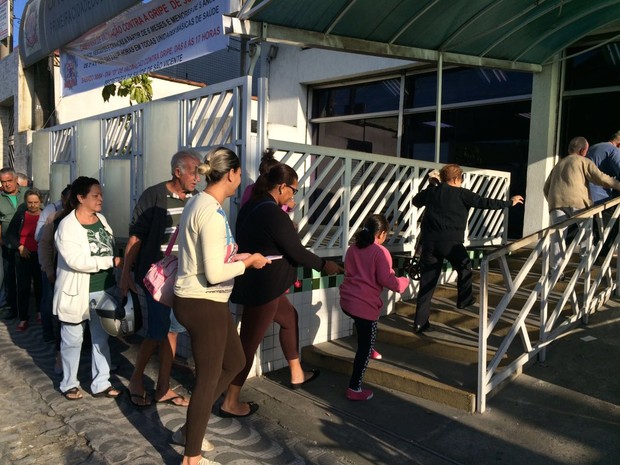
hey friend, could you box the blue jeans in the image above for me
[143,288,185,340]
[59,290,114,395]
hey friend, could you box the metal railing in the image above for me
[477,197,620,412]
[178,76,252,160]
[271,139,512,256]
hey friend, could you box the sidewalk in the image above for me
[0,301,619,465]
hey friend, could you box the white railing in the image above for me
[178,76,252,160]
[271,139,512,257]
[50,125,75,164]
[477,198,620,412]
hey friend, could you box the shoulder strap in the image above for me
[164,226,179,257]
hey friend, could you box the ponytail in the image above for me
[353,214,389,249]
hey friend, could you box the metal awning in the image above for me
[227,0,620,72]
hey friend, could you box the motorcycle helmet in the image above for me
[93,290,142,337]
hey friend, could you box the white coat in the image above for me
[53,211,115,324]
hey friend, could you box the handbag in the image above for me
[143,226,179,307]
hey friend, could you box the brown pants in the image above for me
[173,296,245,457]
[231,294,300,387]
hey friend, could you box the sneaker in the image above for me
[171,428,215,452]
[370,349,382,360]
[346,388,374,401]
[195,458,221,465]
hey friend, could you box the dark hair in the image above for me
[67,177,100,211]
[353,214,389,249]
[197,147,240,185]
[259,149,279,175]
[24,188,43,202]
[61,184,72,198]
[252,163,298,200]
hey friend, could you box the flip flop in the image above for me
[128,389,152,408]
[92,386,121,398]
[62,387,83,401]
[156,394,189,407]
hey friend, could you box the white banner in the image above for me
[0,0,8,41]
[60,0,231,96]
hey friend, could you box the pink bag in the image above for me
[143,227,179,308]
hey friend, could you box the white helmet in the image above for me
[93,291,142,337]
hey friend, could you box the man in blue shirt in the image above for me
[587,131,620,253]
[587,131,620,203]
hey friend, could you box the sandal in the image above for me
[62,387,83,401]
[128,389,152,408]
[93,386,121,398]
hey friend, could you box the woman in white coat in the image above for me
[54,177,122,400]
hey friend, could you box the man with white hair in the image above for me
[120,149,202,409]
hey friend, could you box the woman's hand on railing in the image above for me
[510,195,524,206]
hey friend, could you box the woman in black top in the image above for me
[412,164,523,333]
[220,163,341,417]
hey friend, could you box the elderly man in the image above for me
[544,136,620,274]
[120,149,201,408]
[0,168,27,319]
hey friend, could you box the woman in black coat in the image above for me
[219,163,341,417]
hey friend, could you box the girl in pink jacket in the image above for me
[339,214,409,401]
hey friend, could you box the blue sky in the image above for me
[12,0,27,46]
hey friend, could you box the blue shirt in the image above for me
[587,142,620,203]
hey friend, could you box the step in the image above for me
[376,311,500,363]
[301,337,477,412]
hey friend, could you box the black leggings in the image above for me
[345,311,377,391]
[173,296,245,457]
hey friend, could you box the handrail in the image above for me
[477,196,620,412]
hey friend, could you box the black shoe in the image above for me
[414,321,430,334]
[457,297,476,309]
[218,401,259,418]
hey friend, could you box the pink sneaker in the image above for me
[370,349,382,360]
[346,388,374,401]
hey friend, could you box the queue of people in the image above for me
[0,144,549,465]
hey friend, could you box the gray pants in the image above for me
[549,207,586,273]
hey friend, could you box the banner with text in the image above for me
[60,0,231,96]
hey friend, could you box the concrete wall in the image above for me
[524,61,561,236]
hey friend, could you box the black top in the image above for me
[231,195,323,306]
[413,183,511,243]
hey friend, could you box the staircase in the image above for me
[301,248,601,413]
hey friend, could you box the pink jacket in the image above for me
[339,241,409,321]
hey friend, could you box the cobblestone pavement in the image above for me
[0,318,347,465]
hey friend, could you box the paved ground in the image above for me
[0,301,618,465]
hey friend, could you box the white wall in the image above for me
[264,45,412,143]
[53,70,202,124]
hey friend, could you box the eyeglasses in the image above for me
[286,184,299,195]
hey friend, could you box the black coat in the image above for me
[231,195,323,306]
